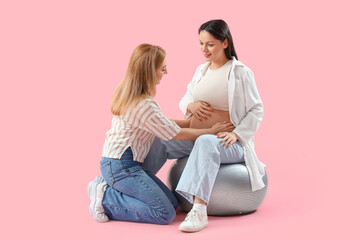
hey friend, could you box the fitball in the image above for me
[167,157,268,216]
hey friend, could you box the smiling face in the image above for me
[155,58,167,85]
[199,30,228,63]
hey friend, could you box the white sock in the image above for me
[193,203,207,215]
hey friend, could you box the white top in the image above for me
[179,57,266,191]
[102,97,181,163]
[192,60,232,111]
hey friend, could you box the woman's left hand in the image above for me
[217,132,239,148]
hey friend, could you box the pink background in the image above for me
[1,0,359,239]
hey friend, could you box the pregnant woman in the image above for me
[142,19,266,232]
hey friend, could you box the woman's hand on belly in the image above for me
[187,101,214,120]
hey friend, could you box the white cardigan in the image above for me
[179,57,266,191]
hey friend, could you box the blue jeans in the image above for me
[142,135,244,205]
[100,148,178,225]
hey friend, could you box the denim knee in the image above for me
[165,208,176,224]
[156,206,176,225]
[195,134,219,148]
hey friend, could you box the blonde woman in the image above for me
[87,43,234,225]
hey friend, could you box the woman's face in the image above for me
[156,58,167,85]
[199,30,228,63]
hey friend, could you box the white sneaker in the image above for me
[179,209,208,232]
[88,176,109,223]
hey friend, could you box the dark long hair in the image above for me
[198,19,238,60]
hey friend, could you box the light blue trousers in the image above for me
[142,134,244,205]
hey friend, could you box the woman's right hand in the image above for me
[210,121,235,135]
[188,101,214,120]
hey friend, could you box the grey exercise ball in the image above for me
[167,157,268,216]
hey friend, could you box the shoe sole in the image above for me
[179,222,208,233]
[88,179,108,223]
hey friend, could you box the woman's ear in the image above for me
[223,39,229,49]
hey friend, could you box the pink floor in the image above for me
[48,155,359,240]
[75,153,358,240]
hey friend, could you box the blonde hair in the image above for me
[110,43,166,116]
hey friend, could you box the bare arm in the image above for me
[173,128,212,141]
[173,121,234,141]
[173,119,191,128]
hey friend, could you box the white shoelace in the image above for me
[185,209,204,222]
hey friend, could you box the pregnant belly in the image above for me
[189,110,231,129]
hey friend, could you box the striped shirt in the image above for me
[102,97,181,163]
